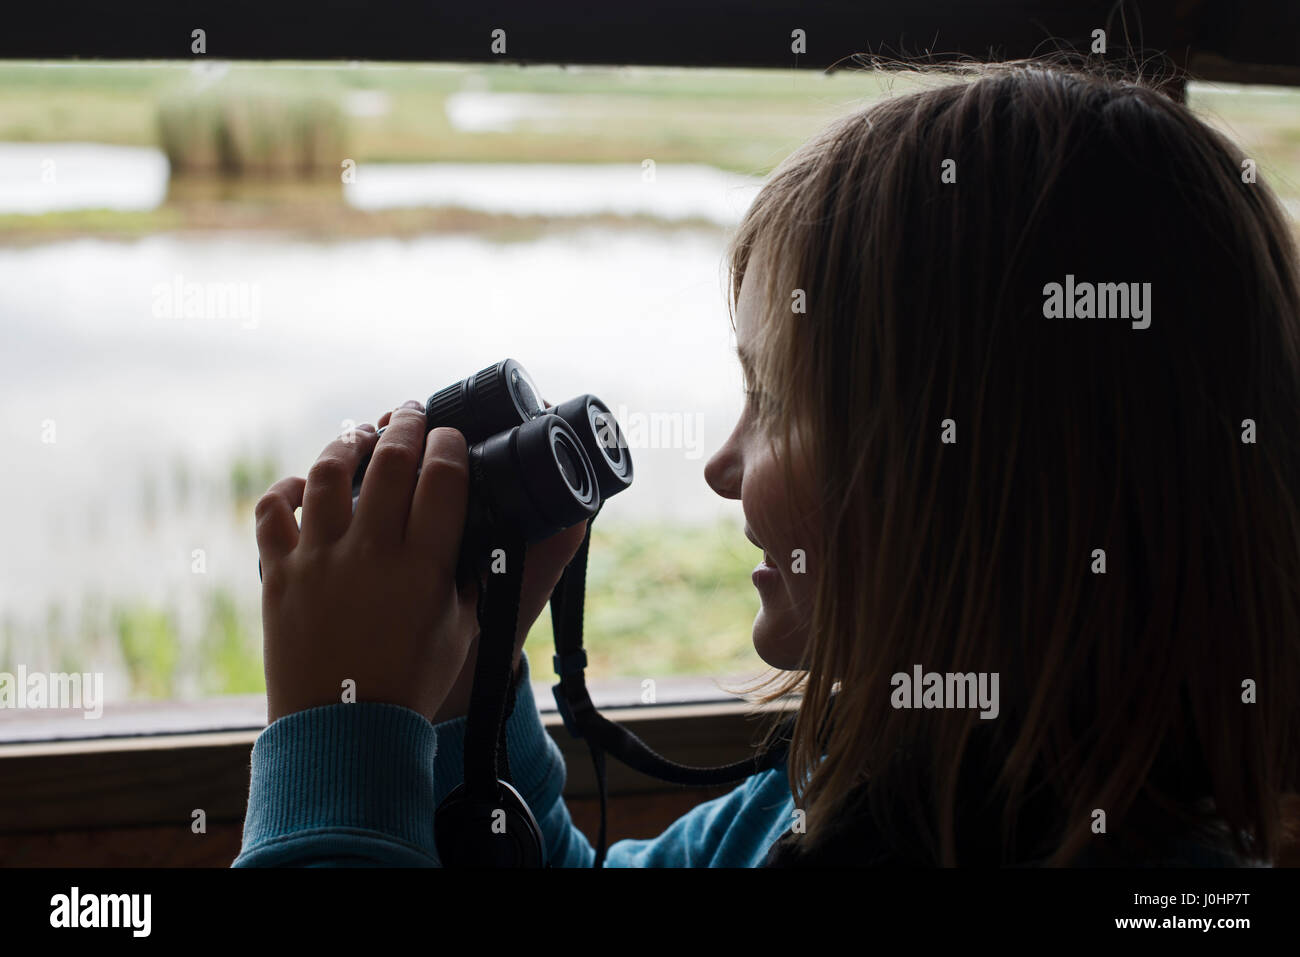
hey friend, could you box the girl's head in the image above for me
[709,62,1300,864]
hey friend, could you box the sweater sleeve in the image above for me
[232,700,442,866]
[232,650,794,867]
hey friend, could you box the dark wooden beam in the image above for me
[0,2,1295,85]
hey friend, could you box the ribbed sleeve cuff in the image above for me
[238,701,439,862]
[431,650,567,809]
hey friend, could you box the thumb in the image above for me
[516,521,588,640]
[529,521,588,587]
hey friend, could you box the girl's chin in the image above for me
[752,608,808,670]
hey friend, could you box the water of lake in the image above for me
[0,143,763,224]
[0,143,169,213]
[0,228,766,720]
[0,144,765,673]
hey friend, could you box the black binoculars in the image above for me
[350,359,632,572]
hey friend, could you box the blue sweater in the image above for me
[232,652,1253,867]
[232,651,796,867]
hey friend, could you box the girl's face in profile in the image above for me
[705,253,818,670]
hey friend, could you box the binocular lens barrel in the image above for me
[548,394,634,500]
[351,358,542,496]
[462,413,599,557]
[427,358,545,443]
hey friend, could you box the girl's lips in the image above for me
[752,555,781,590]
[746,528,779,589]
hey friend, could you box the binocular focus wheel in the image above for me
[434,780,546,868]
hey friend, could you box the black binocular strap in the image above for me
[549,523,792,868]
[548,526,610,865]
[464,534,527,800]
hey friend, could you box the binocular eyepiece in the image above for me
[351,359,632,573]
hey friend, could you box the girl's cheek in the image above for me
[743,419,821,584]
[784,434,823,600]
[749,457,804,567]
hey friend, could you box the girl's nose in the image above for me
[705,437,743,501]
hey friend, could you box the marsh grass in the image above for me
[0,519,764,701]
[158,86,347,180]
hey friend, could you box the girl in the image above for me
[235,61,1300,867]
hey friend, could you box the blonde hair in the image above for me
[730,62,1300,865]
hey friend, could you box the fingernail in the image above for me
[357,423,376,433]
[400,399,423,411]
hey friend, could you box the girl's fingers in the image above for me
[407,427,470,570]
[353,402,427,543]
[255,475,307,563]
[300,427,378,548]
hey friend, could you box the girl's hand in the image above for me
[367,406,588,725]
[255,400,480,723]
